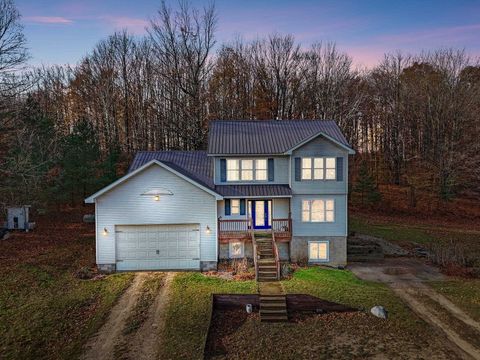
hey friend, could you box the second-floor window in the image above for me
[301,157,336,180]
[302,199,335,222]
[227,159,268,181]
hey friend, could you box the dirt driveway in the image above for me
[82,271,175,360]
[349,258,480,360]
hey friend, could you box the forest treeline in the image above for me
[0,0,479,209]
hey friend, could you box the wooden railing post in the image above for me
[252,231,258,281]
[272,231,281,280]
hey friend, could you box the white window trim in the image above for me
[301,157,336,181]
[301,199,335,223]
[226,158,269,182]
[229,241,244,258]
[308,240,330,262]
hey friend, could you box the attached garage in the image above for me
[115,224,200,271]
[85,159,222,273]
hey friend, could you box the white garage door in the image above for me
[115,224,200,271]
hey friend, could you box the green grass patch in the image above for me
[162,268,431,359]
[0,239,134,360]
[349,216,434,245]
[282,267,424,329]
[159,273,256,360]
[430,279,480,322]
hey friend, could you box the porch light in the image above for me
[206,225,211,234]
[102,227,108,236]
[141,187,173,202]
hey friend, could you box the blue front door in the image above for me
[251,200,271,229]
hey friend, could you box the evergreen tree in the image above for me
[55,119,100,205]
[354,161,381,206]
[99,144,121,187]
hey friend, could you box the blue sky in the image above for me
[18,0,480,68]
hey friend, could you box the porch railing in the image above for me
[218,218,252,241]
[218,217,292,241]
[271,218,292,240]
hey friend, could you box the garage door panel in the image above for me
[117,259,199,271]
[115,224,200,270]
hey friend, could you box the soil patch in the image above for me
[204,309,455,360]
[82,272,147,360]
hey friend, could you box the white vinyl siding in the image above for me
[96,164,217,265]
[309,241,329,262]
[301,157,336,180]
[302,199,335,222]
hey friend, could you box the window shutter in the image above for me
[294,157,301,181]
[240,199,246,215]
[336,157,343,181]
[220,159,226,182]
[268,158,274,182]
[225,199,231,215]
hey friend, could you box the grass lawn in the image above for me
[0,211,134,360]
[349,216,435,245]
[159,273,256,360]
[430,279,480,322]
[349,214,480,251]
[162,268,455,359]
[281,267,421,327]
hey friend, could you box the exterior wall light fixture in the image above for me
[141,188,174,202]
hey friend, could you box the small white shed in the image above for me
[7,206,31,231]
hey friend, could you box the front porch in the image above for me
[217,197,292,243]
[217,217,292,243]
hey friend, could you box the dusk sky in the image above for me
[17,0,480,68]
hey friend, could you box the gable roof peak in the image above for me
[207,119,353,155]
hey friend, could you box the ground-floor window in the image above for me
[308,241,329,262]
[229,241,244,258]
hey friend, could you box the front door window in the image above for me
[250,200,271,229]
[255,201,265,227]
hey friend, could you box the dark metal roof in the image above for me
[129,151,215,190]
[207,120,351,155]
[129,151,292,198]
[214,184,292,197]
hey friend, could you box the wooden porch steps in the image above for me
[256,237,278,282]
[255,236,288,322]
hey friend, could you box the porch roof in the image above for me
[214,184,292,198]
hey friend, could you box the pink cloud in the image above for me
[380,23,480,45]
[101,16,149,34]
[25,16,73,24]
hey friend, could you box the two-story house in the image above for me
[85,120,355,274]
